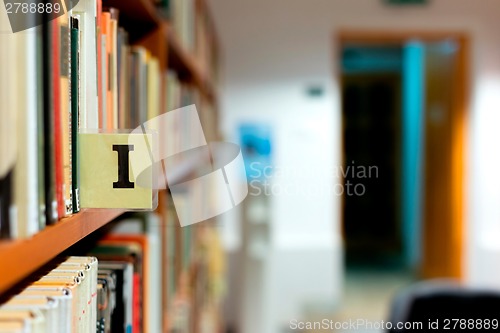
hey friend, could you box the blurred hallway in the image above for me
[207,0,500,332]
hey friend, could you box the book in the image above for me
[3,296,59,333]
[96,0,103,129]
[90,240,145,333]
[117,28,130,130]
[0,3,18,239]
[0,320,27,332]
[110,215,163,333]
[97,270,117,333]
[172,0,195,52]
[11,8,41,238]
[42,17,60,225]
[98,262,134,333]
[0,309,46,333]
[105,7,119,130]
[73,0,99,129]
[36,24,46,232]
[70,16,81,213]
[129,47,148,129]
[57,256,98,333]
[101,11,111,130]
[32,256,98,333]
[53,11,64,221]
[19,288,73,333]
[59,12,73,216]
[147,56,161,122]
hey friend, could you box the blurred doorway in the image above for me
[338,31,468,279]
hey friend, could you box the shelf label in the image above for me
[79,133,155,210]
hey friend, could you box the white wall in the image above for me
[209,0,500,330]
[219,79,342,333]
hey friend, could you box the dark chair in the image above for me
[388,280,500,332]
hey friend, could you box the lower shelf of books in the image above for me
[0,207,226,333]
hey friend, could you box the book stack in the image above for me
[155,0,218,80]
[160,196,226,333]
[0,0,224,330]
[0,256,98,333]
[0,0,165,239]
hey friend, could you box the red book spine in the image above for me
[53,19,64,219]
[133,273,141,333]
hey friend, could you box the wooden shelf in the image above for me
[0,209,124,294]
[101,0,218,104]
[103,0,161,42]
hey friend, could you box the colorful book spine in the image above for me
[60,13,73,216]
[101,11,110,130]
[43,19,59,225]
[53,15,64,220]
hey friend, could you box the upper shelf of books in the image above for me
[0,0,221,263]
[103,0,219,104]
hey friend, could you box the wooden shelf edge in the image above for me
[0,209,124,294]
[104,0,160,24]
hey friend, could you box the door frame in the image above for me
[336,30,469,279]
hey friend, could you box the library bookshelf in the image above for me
[0,0,222,332]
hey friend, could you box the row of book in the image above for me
[0,0,211,239]
[0,256,98,333]
[0,209,225,333]
[161,195,225,333]
[155,0,218,81]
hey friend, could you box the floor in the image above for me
[306,269,415,333]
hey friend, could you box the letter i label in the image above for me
[113,144,135,189]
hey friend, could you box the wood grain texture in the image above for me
[0,209,124,294]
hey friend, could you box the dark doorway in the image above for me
[338,32,468,279]
[341,46,403,267]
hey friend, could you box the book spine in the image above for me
[60,15,73,215]
[96,0,103,128]
[14,23,41,238]
[117,28,124,129]
[36,26,46,231]
[100,12,108,130]
[54,16,64,219]
[43,19,59,225]
[129,51,138,129]
[71,16,81,213]
[110,17,118,129]
[0,171,13,239]
[133,273,140,333]
[101,12,113,130]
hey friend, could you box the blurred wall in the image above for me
[220,82,342,333]
[209,0,500,331]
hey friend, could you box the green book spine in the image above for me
[71,17,80,213]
